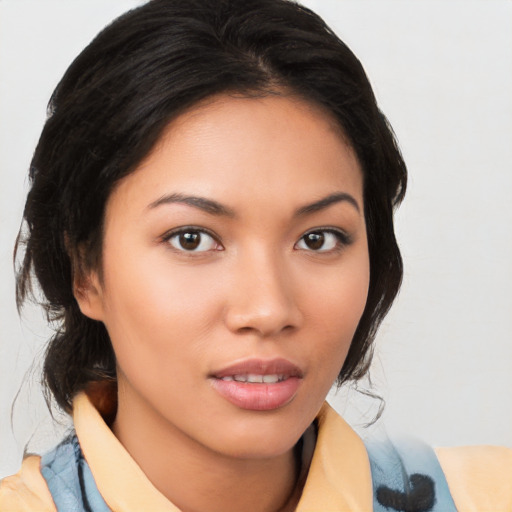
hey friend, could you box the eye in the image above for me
[295,229,349,252]
[165,229,221,252]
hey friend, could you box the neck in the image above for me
[112,384,300,512]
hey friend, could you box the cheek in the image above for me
[303,251,370,370]
[98,249,225,373]
[307,254,369,331]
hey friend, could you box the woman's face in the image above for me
[79,94,369,458]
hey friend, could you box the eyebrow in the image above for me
[147,193,236,217]
[147,191,360,217]
[295,192,361,216]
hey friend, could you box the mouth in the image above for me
[209,358,303,411]
[220,374,290,383]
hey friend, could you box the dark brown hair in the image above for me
[15,0,406,412]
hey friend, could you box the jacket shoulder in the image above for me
[436,445,512,511]
[0,455,56,512]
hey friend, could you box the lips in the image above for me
[211,358,303,379]
[221,374,287,383]
[209,358,303,411]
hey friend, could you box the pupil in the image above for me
[180,232,200,250]
[305,232,324,250]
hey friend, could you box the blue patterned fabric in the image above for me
[41,434,111,512]
[41,430,456,511]
[365,436,457,512]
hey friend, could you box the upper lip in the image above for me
[210,358,304,379]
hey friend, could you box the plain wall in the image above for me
[1,0,511,479]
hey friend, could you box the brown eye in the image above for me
[179,232,200,250]
[168,230,219,252]
[303,232,325,250]
[296,230,347,252]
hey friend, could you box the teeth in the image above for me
[224,374,284,383]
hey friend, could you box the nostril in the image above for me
[236,324,296,336]
[237,326,254,334]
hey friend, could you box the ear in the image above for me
[73,270,105,321]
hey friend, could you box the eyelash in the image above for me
[161,226,351,254]
[295,228,352,253]
[161,227,223,253]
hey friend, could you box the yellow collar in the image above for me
[73,392,373,511]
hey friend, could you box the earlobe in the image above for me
[73,272,105,321]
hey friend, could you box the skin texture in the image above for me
[76,94,370,512]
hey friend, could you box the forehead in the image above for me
[108,94,363,217]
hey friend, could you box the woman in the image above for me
[1,0,510,511]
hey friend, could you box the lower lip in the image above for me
[210,377,301,411]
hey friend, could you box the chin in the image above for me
[204,406,310,459]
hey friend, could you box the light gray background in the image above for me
[1,0,511,479]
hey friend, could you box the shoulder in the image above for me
[363,433,512,512]
[436,445,512,511]
[0,455,56,512]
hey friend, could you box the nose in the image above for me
[223,250,303,338]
